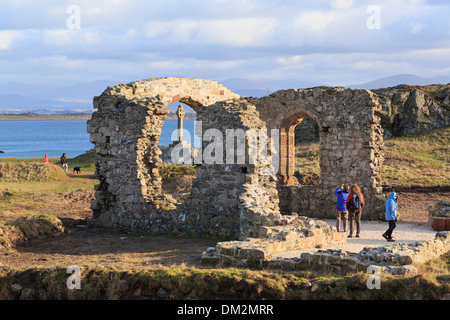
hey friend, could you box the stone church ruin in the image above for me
[87,77,387,241]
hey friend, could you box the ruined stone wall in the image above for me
[87,77,388,239]
[186,99,280,239]
[248,87,386,220]
[87,77,240,233]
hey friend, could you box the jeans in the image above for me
[336,210,348,232]
[348,209,361,236]
[385,220,396,239]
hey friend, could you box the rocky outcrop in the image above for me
[372,84,450,139]
[294,84,450,141]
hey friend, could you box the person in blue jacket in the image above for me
[382,192,398,242]
[334,184,349,232]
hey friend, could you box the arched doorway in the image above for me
[88,77,240,230]
[279,111,321,186]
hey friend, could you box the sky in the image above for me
[0,0,449,89]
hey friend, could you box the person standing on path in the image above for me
[346,184,365,238]
[60,153,68,173]
[334,184,349,232]
[43,154,49,164]
[382,192,398,242]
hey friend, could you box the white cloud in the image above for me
[331,0,354,9]
[410,22,425,33]
[0,0,448,88]
[199,18,276,47]
[0,30,23,50]
[276,55,304,66]
[294,11,335,31]
[147,60,185,70]
[146,17,276,47]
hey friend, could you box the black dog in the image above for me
[73,167,81,174]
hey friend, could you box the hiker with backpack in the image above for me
[382,192,398,242]
[334,184,349,232]
[345,184,365,238]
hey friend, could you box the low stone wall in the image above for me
[201,216,346,267]
[202,229,449,276]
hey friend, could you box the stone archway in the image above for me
[87,77,240,230]
[248,86,386,220]
[279,111,321,185]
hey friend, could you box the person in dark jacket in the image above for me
[60,153,68,173]
[345,184,365,238]
[382,192,398,242]
[334,184,349,232]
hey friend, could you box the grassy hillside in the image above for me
[68,149,96,172]
[0,162,67,182]
[295,126,450,187]
[0,157,97,225]
[0,149,97,173]
[382,126,450,187]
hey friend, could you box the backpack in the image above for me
[352,194,360,210]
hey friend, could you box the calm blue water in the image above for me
[0,120,198,159]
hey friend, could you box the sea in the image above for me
[0,120,198,159]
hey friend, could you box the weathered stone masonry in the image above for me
[87,77,387,240]
[248,87,386,221]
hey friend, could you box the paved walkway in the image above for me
[276,219,438,259]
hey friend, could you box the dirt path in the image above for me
[277,219,438,259]
[0,230,219,271]
[0,181,448,270]
[394,190,450,223]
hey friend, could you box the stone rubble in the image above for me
[428,201,450,231]
[202,231,449,276]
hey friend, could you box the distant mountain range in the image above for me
[0,74,447,114]
[346,74,449,90]
[0,80,119,114]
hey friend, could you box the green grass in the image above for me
[293,126,450,187]
[382,126,450,187]
[0,252,448,299]
[294,143,320,185]
[0,148,97,173]
[0,156,98,225]
[67,149,96,172]
[0,162,67,182]
[159,163,196,180]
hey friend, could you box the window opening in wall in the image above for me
[159,102,199,204]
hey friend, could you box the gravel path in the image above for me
[275,219,438,259]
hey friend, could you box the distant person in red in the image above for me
[43,154,49,164]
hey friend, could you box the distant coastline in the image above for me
[0,112,197,121]
[0,112,92,121]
